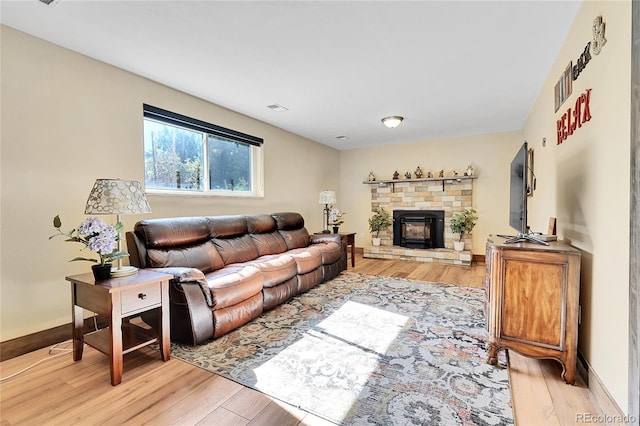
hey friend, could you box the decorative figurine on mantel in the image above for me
[427,171,433,178]
[404,171,412,179]
[393,170,400,180]
[453,170,459,177]
[465,164,475,176]
[414,166,423,178]
[368,171,376,182]
[438,169,444,178]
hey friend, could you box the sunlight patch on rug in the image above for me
[170,272,512,425]
[249,301,410,420]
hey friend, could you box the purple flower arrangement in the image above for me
[50,215,128,266]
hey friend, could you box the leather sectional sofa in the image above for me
[126,212,346,345]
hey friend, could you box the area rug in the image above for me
[170,272,512,425]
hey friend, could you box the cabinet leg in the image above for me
[486,342,499,365]
[560,361,577,385]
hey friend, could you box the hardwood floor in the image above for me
[0,255,604,425]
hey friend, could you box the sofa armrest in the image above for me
[310,233,342,244]
[145,267,212,306]
[146,266,205,282]
[144,266,215,344]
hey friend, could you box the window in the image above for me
[142,104,264,197]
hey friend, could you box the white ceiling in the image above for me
[0,0,581,150]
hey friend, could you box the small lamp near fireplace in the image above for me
[319,190,336,233]
[85,179,152,277]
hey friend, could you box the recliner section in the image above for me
[126,212,346,345]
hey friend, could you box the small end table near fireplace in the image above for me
[66,269,172,385]
[339,232,356,268]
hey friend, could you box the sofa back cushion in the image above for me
[208,215,260,265]
[247,214,288,256]
[134,217,225,272]
[272,212,310,250]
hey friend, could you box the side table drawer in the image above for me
[121,282,161,315]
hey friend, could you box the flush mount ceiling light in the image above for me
[381,116,404,128]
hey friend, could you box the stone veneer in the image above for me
[363,177,475,266]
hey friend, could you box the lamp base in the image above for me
[110,265,138,277]
[321,230,331,234]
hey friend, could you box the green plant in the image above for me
[450,208,478,242]
[368,207,392,237]
[50,216,129,266]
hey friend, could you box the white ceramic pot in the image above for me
[372,237,381,246]
[454,241,465,251]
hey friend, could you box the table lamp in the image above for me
[85,179,152,277]
[319,190,336,233]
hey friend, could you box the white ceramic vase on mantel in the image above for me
[454,241,465,251]
[372,237,381,246]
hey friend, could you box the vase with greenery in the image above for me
[368,207,392,246]
[50,215,129,280]
[450,208,478,251]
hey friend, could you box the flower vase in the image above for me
[333,226,340,234]
[92,263,112,281]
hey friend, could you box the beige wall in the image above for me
[522,0,631,412]
[339,132,523,256]
[1,0,634,413]
[0,26,340,341]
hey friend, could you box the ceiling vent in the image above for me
[266,104,289,112]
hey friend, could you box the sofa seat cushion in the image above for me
[244,254,298,288]
[204,265,263,310]
[313,241,343,265]
[287,246,323,274]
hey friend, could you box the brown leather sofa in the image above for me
[126,212,346,345]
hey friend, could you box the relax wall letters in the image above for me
[556,88,592,145]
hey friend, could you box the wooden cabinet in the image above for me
[485,235,581,384]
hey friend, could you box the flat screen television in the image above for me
[501,141,547,245]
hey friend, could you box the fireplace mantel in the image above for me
[363,175,477,192]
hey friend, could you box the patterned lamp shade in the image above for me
[319,190,336,205]
[85,179,151,215]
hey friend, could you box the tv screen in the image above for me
[509,141,528,235]
[503,141,547,245]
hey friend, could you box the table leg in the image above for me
[72,302,84,361]
[159,281,170,362]
[350,240,356,268]
[109,298,123,386]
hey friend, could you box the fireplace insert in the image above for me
[393,210,445,249]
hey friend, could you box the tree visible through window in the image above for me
[142,104,263,196]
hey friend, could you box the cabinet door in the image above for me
[500,251,568,350]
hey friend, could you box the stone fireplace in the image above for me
[363,177,475,265]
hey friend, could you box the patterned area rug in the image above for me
[171,272,512,425]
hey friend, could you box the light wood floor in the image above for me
[0,255,604,425]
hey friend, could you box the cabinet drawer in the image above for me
[120,283,161,315]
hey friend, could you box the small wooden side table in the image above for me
[339,232,356,268]
[66,269,172,385]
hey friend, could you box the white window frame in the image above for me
[143,104,264,198]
